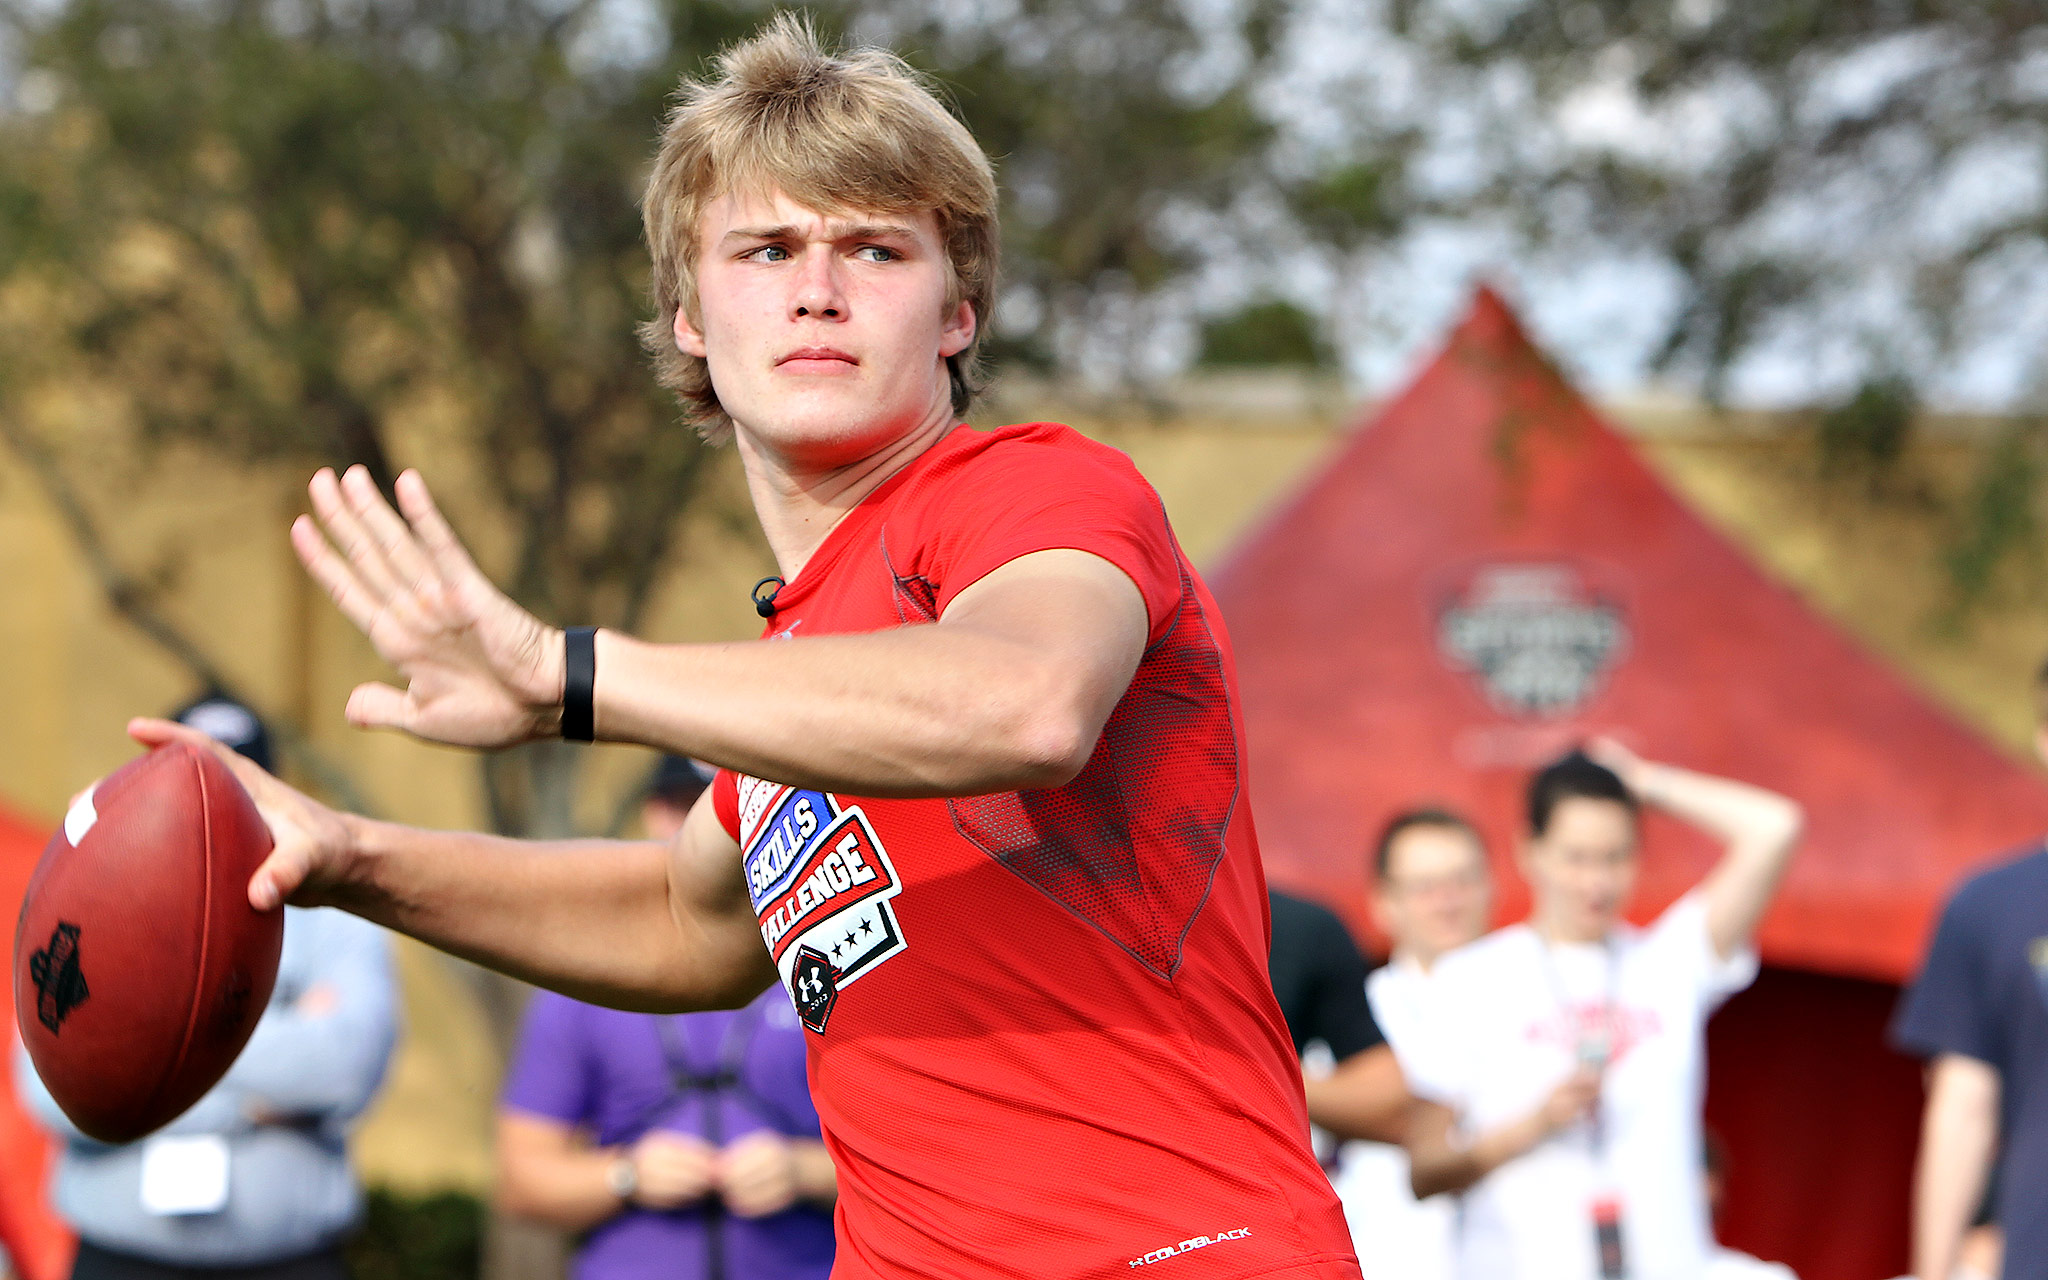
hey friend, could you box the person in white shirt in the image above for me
[1340,809,1597,1280]
[1384,742,1802,1280]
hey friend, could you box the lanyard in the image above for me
[613,1003,792,1280]
[1533,930,1621,1160]
[644,1001,810,1139]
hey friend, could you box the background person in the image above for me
[1267,887,1407,1150]
[18,696,399,1280]
[1385,742,1802,1280]
[497,756,834,1280]
[1890,659,2048,1280]
[1340,808,1594,1280]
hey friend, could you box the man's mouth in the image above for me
[777,346,858,367]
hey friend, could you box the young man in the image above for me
[497,757,835,1280]
[1265,887,1406,1148]
[1381,745,1801,1280]
[1891,660,2048,1280]
[1338,809,1595,1280]
[130,17,1359,1280]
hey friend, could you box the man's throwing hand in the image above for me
[127,718,354,912]
[293,465,564,748]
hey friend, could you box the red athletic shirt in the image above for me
[710,423,1359,1280]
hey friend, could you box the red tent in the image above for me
[0,806,74,1280]
[1209,287,2048,1280]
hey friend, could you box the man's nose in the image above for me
[791,248,845,320]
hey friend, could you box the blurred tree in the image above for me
[1198,298,1332,367]
[878,0,1283,378]
[1817,376,1917,495]
[1402,0,2048,605]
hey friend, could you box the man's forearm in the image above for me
[594,629,1090,798]
[497,1136,628,1233]
[1632,761,1802,957]
[1406,1104,1546,1199]
[793,1141,838,1207]
[1302,1047,1410,1145]
[1914,1056,1999,1280]
[326,819,768,1012]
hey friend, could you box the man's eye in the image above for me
[855,245,898,263]
[749,245,791,262]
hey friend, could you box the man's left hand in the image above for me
[718,1132,801,1218]
[293,465,565,749]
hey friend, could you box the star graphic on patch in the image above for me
[841,929,859,951]
[859,919,876,938]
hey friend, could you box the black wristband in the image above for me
[562,626,597,742]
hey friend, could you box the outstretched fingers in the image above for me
[341,466,438,606]
[292,515,384,636]
[309,468,407,605]
[394,470,487,596]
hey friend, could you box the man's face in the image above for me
[675,188,975,467]
[1522,796,1639,941]
[1373,825,1492,965]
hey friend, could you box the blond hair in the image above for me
[639,14,1000,443]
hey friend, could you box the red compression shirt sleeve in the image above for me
[926,433,1183,644]
[709,768,741,842]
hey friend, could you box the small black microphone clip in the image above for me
[752,576,786,618]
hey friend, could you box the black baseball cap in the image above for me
[647,754,715,803]
[171,691,275,774]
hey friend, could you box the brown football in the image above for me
[13,742,281,1143]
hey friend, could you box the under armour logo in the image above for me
[790,945,838,1034]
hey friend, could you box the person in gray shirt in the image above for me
[18,903,398,1280]
[17,695,400,1280]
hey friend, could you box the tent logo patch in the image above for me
[1438,563,1629,719]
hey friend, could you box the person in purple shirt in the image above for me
[496,757,835,1280]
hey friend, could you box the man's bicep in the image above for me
[666,796,778,1008]
[1930,1052,2000,1099]
[940,548,1149,731]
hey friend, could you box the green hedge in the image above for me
[346,1189,483,1280]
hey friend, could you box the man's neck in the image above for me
[1390,946,1437,975]
[739,405,958,579]
[1531,914,1611,947]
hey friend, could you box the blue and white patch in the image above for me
[736,775,907,1028]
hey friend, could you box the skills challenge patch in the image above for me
[738,775,906,1033]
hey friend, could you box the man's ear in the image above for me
[673,304,708,359]
[939,298,976,360]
